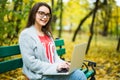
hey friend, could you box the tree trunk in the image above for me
[51,0,54,9]
[86,0,99,54]
[72,10,94,41]
[58,0,63,38]
[116,6,119,39]
[72,1,104,42]
[101,0,112,36]
[117,37,120,52]
[102,25,108,36]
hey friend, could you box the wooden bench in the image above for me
[0,39,96,80]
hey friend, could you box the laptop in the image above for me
[43,43,87,75]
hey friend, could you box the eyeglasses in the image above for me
[37,11,51,19]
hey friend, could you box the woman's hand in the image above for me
[57,62,71,72]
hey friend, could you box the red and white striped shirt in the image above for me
[38,35,55,63]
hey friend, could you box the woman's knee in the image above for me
[69,69,87,80]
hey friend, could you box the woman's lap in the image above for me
[42,69,87,80]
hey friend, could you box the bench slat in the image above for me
[0,58,23,73]
[85,70,94,78]
[0,45,20,58]
[54,39,64,47]
[82,68,88,73]
[56,48,65,56]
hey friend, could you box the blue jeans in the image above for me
[41,69,87,80]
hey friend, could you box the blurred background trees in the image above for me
[0,0,120,51]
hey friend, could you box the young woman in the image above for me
[19,2,87,80]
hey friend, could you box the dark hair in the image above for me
[26,2,52,37]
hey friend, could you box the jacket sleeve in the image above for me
[19,31,60,74]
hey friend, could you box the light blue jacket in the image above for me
[19,26,64,80]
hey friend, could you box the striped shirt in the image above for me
[38,35,55,63]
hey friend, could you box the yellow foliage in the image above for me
[3,12,13,22]
[34,0,50,3]
[23,0,29,4]
[4,15,8,22]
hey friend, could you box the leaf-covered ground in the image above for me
[62,32,120,80]
[0,32,120,80]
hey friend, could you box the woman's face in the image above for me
[35,6,51,27]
